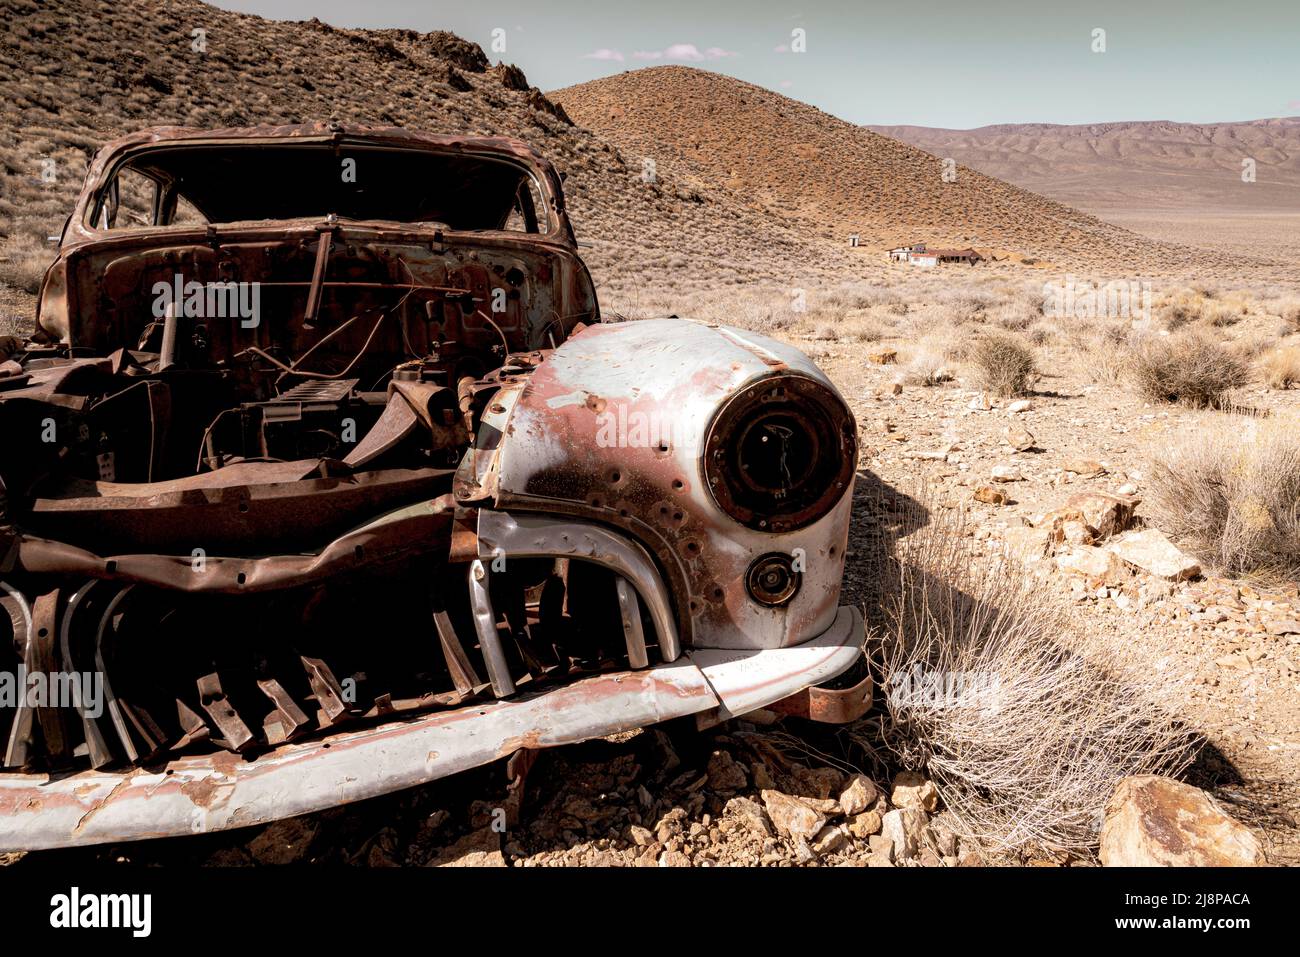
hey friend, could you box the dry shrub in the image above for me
[841,314,887,342]
[1077,320,1133,385]
[903,333,956,386]
[968,331,1035,396]
[1155,288,1244,331]
[1147,414,1300,580]
[1274,298,1300,329]
[1155,291,1202,331]
[1024,322,1053,347]
[1127,331,1249,408]
[853,498,1195,854]
[0,234,53,295]
[1261,345,1300,389]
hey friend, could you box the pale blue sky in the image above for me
[210,0,1300,128]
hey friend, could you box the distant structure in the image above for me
[889,242,983,267]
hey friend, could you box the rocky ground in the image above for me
[813,311,1300,864]
[7,266,1300,869]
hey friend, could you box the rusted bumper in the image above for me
[0,606,863,851]
[766,659,874,724]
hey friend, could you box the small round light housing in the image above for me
[746,553,801,606]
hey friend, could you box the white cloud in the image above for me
[663,43,706,61]
[581,48,625,61]
[620,43,740,62]
[779,79,794,88]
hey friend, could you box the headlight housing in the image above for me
[703,374,856,532]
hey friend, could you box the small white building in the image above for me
[888,242,925,261]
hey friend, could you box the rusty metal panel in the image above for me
[0,657,721,851]
[688,606,865,724]
[488,318,856,652]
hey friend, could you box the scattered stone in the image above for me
[1065,491,1139,539]
[247,817,317,865]
[1063,459,1106,477]
[724,796,773,837]
[1054,546,1125,582]
[658,850,692,867]
[891,771,939,812]
[1099,776,1263,866]
[867,833,893,860]
[839,774,878,816]
[991,464,1023,482]
[794,765,845,800]
[761,789,828,841]
[930,824,959,857]
[1006,399,1033,413]
[812,824,848,855]
[1117,482,1139,496]
[428,827,506,867]
[882,808,927,861]
[973,485,1009,505]
[1003,426,1035,451]
[1003,525,1053,563]
[968,392,992,411]
[847,810,883,839]
[868,348,898,365]
[629,825,654,847]
[1107,529,1201,581]
[793,838,816,864]
[919,847,943,867]
[706,750,748,792]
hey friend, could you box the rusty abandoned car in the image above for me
[0,124,865,850]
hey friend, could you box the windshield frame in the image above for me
[77,135,561,238]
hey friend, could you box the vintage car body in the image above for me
[0,124,865,850]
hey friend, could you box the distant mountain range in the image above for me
[867,118,1300,214]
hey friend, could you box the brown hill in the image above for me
[0,0,848,307]
[552,66,1233,272]
[867,118,1300,213]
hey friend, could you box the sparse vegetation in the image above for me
[855,496,1194,854]
[1148,414,1300,581]
[968,331,1036,396]
[1127,330,1249,408]
[1261,345,1300,389]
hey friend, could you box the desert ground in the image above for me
[9,262,1299,869]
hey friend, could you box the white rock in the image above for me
[839,775,878,817]
[1006,399,1033,413]
[991,465,1023,482]
[891,771,940,812]
[1054,546,1124,582]
[1100,776,1263,866]
[1106,529,1201,581]
[881,808,927,861]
